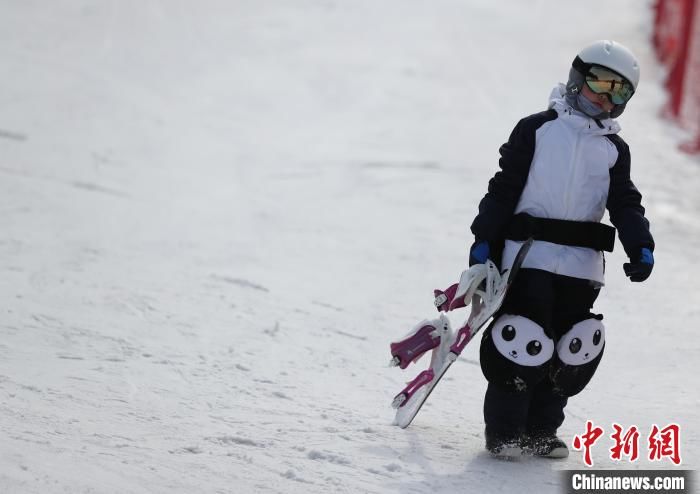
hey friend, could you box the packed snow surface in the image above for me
[1,1,698,493]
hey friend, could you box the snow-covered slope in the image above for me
[1,1,698,493]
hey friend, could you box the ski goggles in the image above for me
[584,65,635,105]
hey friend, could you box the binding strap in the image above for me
[506,213,616,252]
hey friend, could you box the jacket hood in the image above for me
[548,84,621,135]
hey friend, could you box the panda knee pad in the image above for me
[480,314,554,392]
[550,318,606,397]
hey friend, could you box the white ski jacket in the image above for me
[471,84,654,284]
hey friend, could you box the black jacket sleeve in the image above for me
[605,134,655,259]
[470,110,557,243]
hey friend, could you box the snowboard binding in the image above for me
[389,315,450,370]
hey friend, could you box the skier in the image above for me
[468,40,655,459]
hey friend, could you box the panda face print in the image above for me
[556,319,605,366]
[491,314,554,367]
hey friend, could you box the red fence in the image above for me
[654,0,700,153]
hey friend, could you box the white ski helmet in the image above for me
[566,40,640,118]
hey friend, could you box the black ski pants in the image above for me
[481,268,601,438]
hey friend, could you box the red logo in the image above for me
[572,422,682,467]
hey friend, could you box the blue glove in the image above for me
[623,247,654,282]
[469,240,490,266]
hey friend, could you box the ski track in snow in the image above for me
[1,1,698,493]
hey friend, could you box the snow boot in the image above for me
[524,433,569,459]
[485,429,523,460]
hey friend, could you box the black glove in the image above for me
[623,247,654,282]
